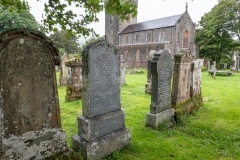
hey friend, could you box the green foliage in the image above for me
[49,30,82,55]
[0,5,39,33]
[1,0,137,37]
[195,0,239,63]
[58,70,240,159]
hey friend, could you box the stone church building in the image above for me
[105,1,197,69]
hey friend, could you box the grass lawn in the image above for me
[58,70,240,160]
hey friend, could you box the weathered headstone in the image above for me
[146,50,174,129]
[190,59,203,98]
[0,29,67,159]
[145,50,156,94]
[65,57,83,101]
[120,55,126,86]
[232,51,240,71]
[224,63,227,69]
[72,40,131,160]
[171,48,192,105]
[59,53,70,85]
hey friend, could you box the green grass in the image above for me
[58,70,240,160]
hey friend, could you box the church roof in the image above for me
[120,14,182,34]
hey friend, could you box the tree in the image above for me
[49,30,82,55]
[195,1,237,63]
[0,4,39,33]
[1,0,137,37]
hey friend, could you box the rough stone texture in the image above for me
[59,54,70,86]
[146,108,175,129]
[73,128,131,160]
[72,40,131,159]
[146,50,174,129]
[77,110,125,141]
[190,59,203,98]
[65,57,82,101]
[120,55,126,86]
[171,48,192,105]
[0,29,67,159]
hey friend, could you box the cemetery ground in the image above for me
[57,70,240,160]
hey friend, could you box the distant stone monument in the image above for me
[120,55,126,86]
[232,51,239,71]
[146,50,174,129]
[145,50,156,94]
[72,40,131,159]
[171,49,192,105]
[0,29,67,159]
[59,53,70,86]
[65,57,83,101]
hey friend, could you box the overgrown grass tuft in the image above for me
[58,70,240,159]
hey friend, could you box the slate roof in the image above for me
[120,14,183,34]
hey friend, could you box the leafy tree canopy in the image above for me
[0,4,39,33]
[195,0,238,63]
[0,0,137,37]
[49,30,82,55]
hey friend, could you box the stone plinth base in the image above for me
[146,108,175,129]
[72,128,131,160]
[1,128,68,160]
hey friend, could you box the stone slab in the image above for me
[77,110,125,141]
[72,128,131,160]
[146,108,175,129]
[82,40,121,117]
[1,128,68,160]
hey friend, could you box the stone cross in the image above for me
[72,40,131,159]
[59,53,70,86]
[0,29,67,159]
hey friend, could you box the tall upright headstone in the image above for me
[65,57,83,101]
[171,49,192,105]
[72,40,131,160]
[190,59,203,98]
[0,29,67,159]
[146,50,174,129]
[59,53,70,85]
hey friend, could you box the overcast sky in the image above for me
[27,0,218,37]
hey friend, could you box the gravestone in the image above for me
[207,61,210,71]
[59,53,70,86]
[145,50,155,94]
[146,50,174,129]
[72,40,131,160]
[120,55,126,86]
[190,59,203,98]
[65,57,83,101]
[224,63,227,69]
[0,29,67,159]
[171,48,192,105]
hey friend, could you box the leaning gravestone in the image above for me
[146,50,174,129]
[72,40,131,160]
[171,49,192,105]
[0,29,67,159]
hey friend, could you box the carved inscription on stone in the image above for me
[82,41,120,117]
[157,50,173,112]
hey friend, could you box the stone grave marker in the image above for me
[146,50,174,129]
[65,57,83,101]
[72,40,131,159]
[190,59,203,98]
[171,48,192,105]
[120,55,126,86]
[59,53,70,85]
[0,29,67,159]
